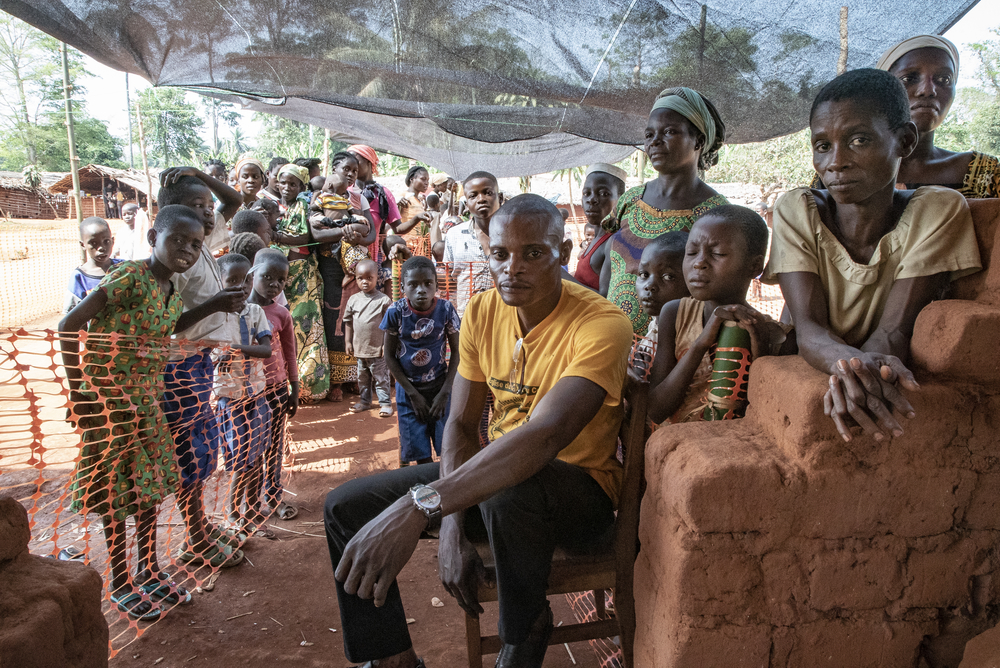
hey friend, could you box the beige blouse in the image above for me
[762,186,981,347]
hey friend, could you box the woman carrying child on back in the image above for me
[764,68,981,442]
[58,205,206,622]
[603,87,729,333]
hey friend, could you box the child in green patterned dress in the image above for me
[59,205,206,622]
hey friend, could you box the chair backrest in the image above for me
[611,374,650,668]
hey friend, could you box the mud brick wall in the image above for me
[634,199,1000,668]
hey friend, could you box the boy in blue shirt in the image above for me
[381,256,461,466]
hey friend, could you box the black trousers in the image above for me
[324,459,615,663]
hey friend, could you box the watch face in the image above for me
[413,485,441,511]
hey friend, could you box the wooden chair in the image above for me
[464,375,650,668]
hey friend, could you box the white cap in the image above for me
[584,162,628,183]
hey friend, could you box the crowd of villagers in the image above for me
[51,33,1000,665]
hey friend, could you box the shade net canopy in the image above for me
[1,0,978,177]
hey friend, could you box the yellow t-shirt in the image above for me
[458,280,634,506]
[762,186,981,347]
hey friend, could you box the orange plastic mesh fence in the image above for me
[0,219,134,328]
[0,328,293,657]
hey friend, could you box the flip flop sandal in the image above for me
[252,526,277,540]
[137,572,192,607]
[350,402,373,413]
[58,546,86,562]
[209,525,246,548]
[176,542,244,569]
[110,591,161,622]
[274,501,298,521]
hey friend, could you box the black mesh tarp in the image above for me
[0,0,978,177]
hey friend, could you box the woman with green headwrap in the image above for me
[275,163,330,402]
[602,87,729,334]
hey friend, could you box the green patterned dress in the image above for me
[605,187,728,334]
[278,196,330,401]
[70,261,183,522]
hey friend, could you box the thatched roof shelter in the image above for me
[47,164,158,201]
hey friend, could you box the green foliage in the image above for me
[132,87,206,168]
[21,164,40,188]
[0,14,121,171]
[936,88,1000,155]
[712,129,814,197]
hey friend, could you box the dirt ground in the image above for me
[105,397,604,668]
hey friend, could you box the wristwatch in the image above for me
[409,484,442,529]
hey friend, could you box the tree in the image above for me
[199,96,240,154]
[711,129,813,199]
[132,88,207,167]
[936,27,1000,157]
[251,114,345,161]
[0,15,122,171]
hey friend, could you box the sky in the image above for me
[77,0,1000,167]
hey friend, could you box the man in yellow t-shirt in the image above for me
[325,194,634,668]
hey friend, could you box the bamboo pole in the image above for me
[61,43,83,227]
[135,104,155,221]
[323,128,331,176]
[837,7,849,75]
[125,73,134,169]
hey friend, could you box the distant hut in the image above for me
[0,171,68,219]
[48,165,159,220]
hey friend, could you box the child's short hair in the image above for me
[153,204,202,233]
[401,255,437,283]
[255,248,290,270]
[810,68,910,130]
[251,198,278,214]
[80,216,110,235]
[355,258,379,275]
[698,205,769,258]
[463,171,498,188]
[217,252,252,273]
[267,157,289,173]
[205,158,226,172]
[231,210,268,235]
[157,173,209,206]
[122,202,139,211]
[230,232,267,263]
[309,175,326,192]
[646,230,688,260]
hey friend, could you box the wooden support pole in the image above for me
[61,43,83,226]
[135,105,155,221]
[837,7,849,75]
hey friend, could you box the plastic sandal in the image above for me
[274,501,298,521]
[136,571,192,607]
[209,525,245,548]
[350,402,373,413]
[110,591,161,622]
[378,406,393,418]
[176,542,244,569]
[58,546,86,562]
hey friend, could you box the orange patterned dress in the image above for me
[71,261,183,521]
